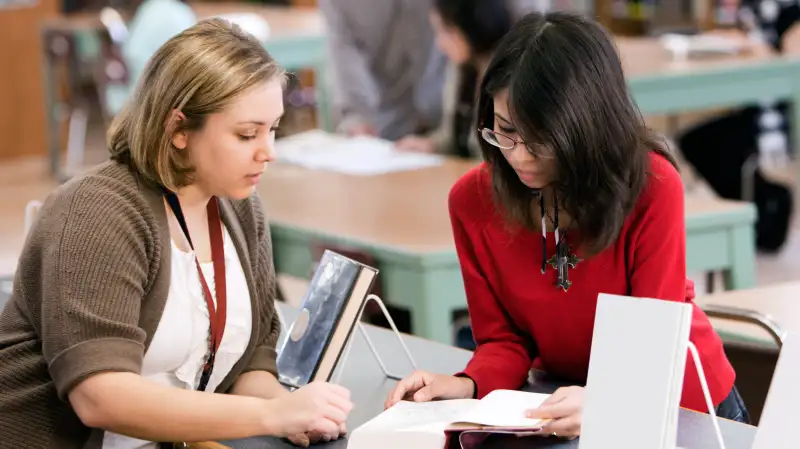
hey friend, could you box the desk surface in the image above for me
[695,281,800,347]
[40,2,324,38]
[259,159,754,255]
[616,37,790,79]
[220,303,757,449]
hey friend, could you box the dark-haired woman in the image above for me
[386,11,748,439]
[395,0,535,158]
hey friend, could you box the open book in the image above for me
[347,390,550,449]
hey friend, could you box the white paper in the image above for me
[458,390,549,428]
[359,390,548,434]
[362,399,479,432]
[275,130,444,175]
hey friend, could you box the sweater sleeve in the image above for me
[240,193,280,377]
[628,157,732,409]
[630,160,732,410]
[41,181,151,400]
[449,177,536,398]
[628,163,687,301]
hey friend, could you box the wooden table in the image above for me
[39,2,327,181]
[259,159,757,345]
[695,281,800,349]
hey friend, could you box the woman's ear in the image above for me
[165,109,189,150]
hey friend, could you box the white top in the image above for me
[102,226,253,449]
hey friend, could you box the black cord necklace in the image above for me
[536,190,582,291]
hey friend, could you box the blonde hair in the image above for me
[108,18,286,190]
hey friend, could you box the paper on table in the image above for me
[359,390,548,433]
[362,399,480,432]
[456,390,550,428]
[275,130,444,175]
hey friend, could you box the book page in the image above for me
[456,390,551,428]
[360,399,480,432]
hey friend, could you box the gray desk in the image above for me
[223,303,757,449]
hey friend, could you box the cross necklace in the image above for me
[537,190,581,291]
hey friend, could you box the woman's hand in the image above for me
[395,135,436,153]
[267,381,353,440]
[286,422,347,448]
[385,371,475,409]
[525,386,584,440]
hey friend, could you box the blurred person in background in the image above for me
[395,0,541,158]
[123,0,197,90]
[319,0,448,141]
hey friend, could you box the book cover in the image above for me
[276,250,378,388]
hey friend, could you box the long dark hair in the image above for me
[477,11,677,257]
[434,0,513,158]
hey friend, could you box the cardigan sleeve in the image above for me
[448,174,537,398]
[240,193,280,377]
[40,180,151,400]
[427,63,459,155]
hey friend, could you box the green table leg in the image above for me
[379,261,467,346]
[723,224,758,291]
[270,228,468,345]
[793,77,800,188]
[314,60,333,131]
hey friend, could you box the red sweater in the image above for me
[450,152,735,413]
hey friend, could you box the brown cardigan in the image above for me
[0,161,281,448]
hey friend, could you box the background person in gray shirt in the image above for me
[319,0,448,141]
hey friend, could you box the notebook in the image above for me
[752,332,799,449]
[347,389,551,449]
[276,250,378,388]
[579,293,693,449]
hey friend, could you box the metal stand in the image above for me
[687,341,726,449]
[333,294,418,384]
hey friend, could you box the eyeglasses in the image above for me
[479,128,554,159]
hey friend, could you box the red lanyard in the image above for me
[164,193,227,392]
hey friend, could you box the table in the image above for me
[39,2,328,181]
[219,303,758,449]
[695,281,800,349]
[258,159,757,344]
[619,38,800,181]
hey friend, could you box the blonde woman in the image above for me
[0,19,351,449]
